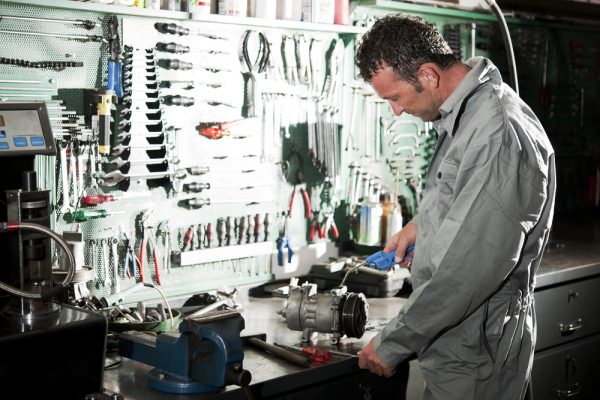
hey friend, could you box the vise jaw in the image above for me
[119,309,251,394]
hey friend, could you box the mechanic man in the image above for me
[355,14,556,400]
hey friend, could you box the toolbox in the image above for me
[305,257,411,298]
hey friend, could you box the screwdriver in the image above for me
[81,194,116,206]
[161,95,195,107]
[273,344,332,364]
[156,42,190,54]
[185,182,211,192]
[154,22,228,40]
[67,209,126,222]
[158,59,193,70]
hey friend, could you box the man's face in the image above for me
[370,65,440,122]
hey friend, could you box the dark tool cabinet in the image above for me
[532,222,600,400]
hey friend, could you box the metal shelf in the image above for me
[1,0,189,20]
[1,0,366,33]
[189,12,366,34]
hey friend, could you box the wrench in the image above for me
[77,142,85,195]
[111,143,166,157]
[59,142,71,213]
[89,142,98,189]
[108,156,169,169]
[97,170,176,186]
[69,142,79,206]
[102,239,111,288]
[346,85,362,151]
[111,238,120,293]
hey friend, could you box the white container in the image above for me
[218,0,247,16]
[358,195,383,246]
[255,0,277,19]
[189,0,211,13]
[277,0,301,20]
[386,206,403,245]
[301,0,334,23]
[145,0,161,8]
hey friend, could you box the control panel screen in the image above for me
[0,103,55,156]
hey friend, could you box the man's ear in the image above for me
[418,64,440,88]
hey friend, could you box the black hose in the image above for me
[0,222,75,299]
[485,0,519,95]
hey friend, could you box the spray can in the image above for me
[145,0,161,8]
[333,0,349,24]
[380,192,393,245]
[386,204,403,246]
[218,0,247,16]
[189,0,211,13]
[358,194,383,246]
[254,0,277,18]
[301,0,334,23]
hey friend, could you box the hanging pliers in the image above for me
[138,210,161,285]
[282,144,312,220]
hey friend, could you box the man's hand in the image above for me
[383,223,417,267]
[357,339,395,377]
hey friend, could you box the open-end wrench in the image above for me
[69,142,79,205]
[90,239,98,286]
[107,156,169,169]
[374,99,386,162]
[111,143,166,157]
[89,142,98,189]
[362,91,373,158]
[111,237,120,293]
[390,133,420,147]
[59,142,71,213]
[77,143,86,195]
[97,170,176,186]
[345,84,362,151]
[102,238,111,288]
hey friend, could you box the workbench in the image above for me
[102,217,600,400]
[102,295,410,400]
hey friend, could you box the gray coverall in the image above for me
[373,57,556,400]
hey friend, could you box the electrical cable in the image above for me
[0,221,75,299]
[484,0,519,95]
[337,262,366,288]
[144,282,175,329]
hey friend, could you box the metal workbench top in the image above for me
[102,296,407,399]
[536,215,600,287]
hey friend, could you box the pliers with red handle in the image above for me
[138,210,161,285]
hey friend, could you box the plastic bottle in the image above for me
[301,0,334,23]
[218,0,247,16]
[145,0,160,8]
[380,192,393,245]
[358,194,382,246]
[189,0,211,14]
[253,0,276,18]
[386,202,403,246]
[333,0,349,25]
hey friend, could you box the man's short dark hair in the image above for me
[355,14,458,88]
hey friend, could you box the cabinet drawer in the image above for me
[535,275,600,351]
[532,333,600,400]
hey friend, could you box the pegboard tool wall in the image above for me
[0,0,356,305]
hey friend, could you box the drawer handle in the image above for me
[556,382,580,398]
[559,318,583,335]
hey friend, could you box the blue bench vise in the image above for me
[118,309,251,394]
